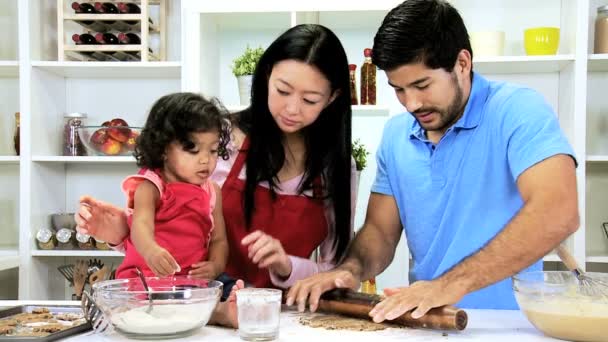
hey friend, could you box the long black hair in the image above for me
[372,0,473,73]
[232,24,352,263]
[135,92,230,169]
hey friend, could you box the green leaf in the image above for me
[231,46,265,76]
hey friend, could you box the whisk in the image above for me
[82,290,113,334]
[556,244,608,299]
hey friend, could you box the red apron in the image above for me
[222,137,328,288]
[116,170,213,279]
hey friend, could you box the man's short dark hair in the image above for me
[372,0,472,72]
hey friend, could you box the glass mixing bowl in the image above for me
[513,271,608,342]
[92,276,222,339]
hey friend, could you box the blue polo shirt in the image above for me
[371,73,575,309]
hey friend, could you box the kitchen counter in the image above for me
[0,301,561,341]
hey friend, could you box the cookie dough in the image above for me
[299,314,398,331]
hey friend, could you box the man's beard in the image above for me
[414,73,465,132]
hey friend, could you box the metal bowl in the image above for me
[50,213,77,230]
[513,271,608,342]
[92,276,222,339]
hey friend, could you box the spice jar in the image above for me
[349,64,358,105]
[36,227,57,250]
[76,231,95,250]
[63,112,87,156]
[56,228,76,249]
[360,48,376,105]
[94,238,110,250]
[361,277,377,294]
[13,112,20,156]
[595,5,608,54]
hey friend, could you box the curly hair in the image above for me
[134,92,230,169]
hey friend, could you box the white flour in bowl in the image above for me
[111,302,215,335]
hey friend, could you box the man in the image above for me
[286,0,579,322]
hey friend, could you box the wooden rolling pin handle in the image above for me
[316,300,467,331]
[315,289,468,331]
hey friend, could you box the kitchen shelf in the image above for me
[0,249,20,272]
[587,155,608,163]
[586,255,608,264]
[0,157,20,164]
[32,156,136,163]
[543,254,560,262]
[31,250,123,257]
[0,61,19,77]
[474,55,575,74]
[588,54,608,72]
[31,61,181,79]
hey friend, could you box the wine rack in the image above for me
[57,0,166,62]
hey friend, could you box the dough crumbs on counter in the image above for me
[299,314,404,331]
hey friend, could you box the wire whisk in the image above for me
[556,244,608,300]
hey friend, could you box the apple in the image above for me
[100,137,122,155]
[107,118,131,143]
[101,121,111,127]
[124,131,139,151]
[90,128,109,146]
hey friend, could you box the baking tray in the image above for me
[0,305,91,341]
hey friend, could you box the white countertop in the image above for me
[0,301,561,341]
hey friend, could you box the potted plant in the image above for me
[231,45,265,106]
[352,139,370,187]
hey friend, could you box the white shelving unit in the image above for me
[5,0,183,300]
[31,250,123,257]
[3,0,608,299]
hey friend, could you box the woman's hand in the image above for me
[241,231,292,277]
[74,195,129,245]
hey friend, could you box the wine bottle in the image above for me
[71,2,96,14]
[94,2,119,13]
[117,32,140,44]
[117,2,141,14]
[72,33,98,45]
[95,33,119,44]
[117,2,154,25]
[117,32,153,54]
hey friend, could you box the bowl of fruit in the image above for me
[78,119,142,156]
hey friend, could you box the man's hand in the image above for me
[370,278,467,322]
[143,245,180,277]
[286,268,360,312]
[189,261,221,280]
[242,230,292,277]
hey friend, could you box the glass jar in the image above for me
[13,112,20,156]
[94,238,110,250]
[36,227,57,250]
[56,228,76,249]
[360,48,376,105]
[349,64,358,105]
[360,277,377,294]
[63,112,87,156]
[76,231,95,250]
[595,5,608,54]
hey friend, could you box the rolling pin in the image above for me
[316,289,468,331]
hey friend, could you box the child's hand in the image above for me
[189,261,220,279]
[143,245,181,277]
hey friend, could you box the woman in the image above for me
[76,24,355,295]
